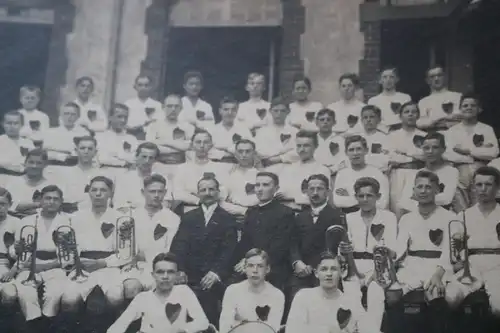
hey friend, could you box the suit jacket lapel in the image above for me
[205,205,221,233]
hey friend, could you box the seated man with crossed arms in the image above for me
[220,249,285,333]
[107,252,209,333]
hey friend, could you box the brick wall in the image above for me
[359,21,381,100]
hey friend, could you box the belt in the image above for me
[80,251,115,260]
[408,250,442,259]
[469,248,500,256]
[352,252,374,260]
[36,251,58,260]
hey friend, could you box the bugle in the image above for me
[116,205,136,264]
[16,215,41,287]
[325,214,364,281]
[53,220,88,283]
[448,211,476,285]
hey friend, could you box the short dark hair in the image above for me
[135,74,153,85]
[183,71,204,85]
[89,176,114,190]
[109,103,129,117]
[307,174,330,189]
[354,177,380,194]
[399,101,419,116]
[426,65,445,77]
[316,108,336,121]
[136,142,160,157]
[256,171,279,187]
[40,185,63,200]
[75,76,94,88]
[473,166,500,186]
[414,170,440,188]
[191,130,213,143]
[244,248,270,265]
[338,73,360,86]
[423,132,446,149]
[292,74,312,91]
[0,187,13,204]
[75,135,97,147]
[317,251,339,268]
[3,110,24,124]
[235,139,256,150]
[460,92,481,108]
[152,252,179,271]
[219,96,239,108]
[197,173,220,190]
[270,96,290,111]
[63,102,81,115]
[379,66,399,77]
[344,135,368,151]
[296,130,318,147]
[144,174,167,188]
[361,105,381,119]
[25,148,48,163]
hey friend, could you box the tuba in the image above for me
[448,211,476,285]
[325,214,364,281]
[16,215,41,287]
[115,205,136,265]
[53,219,88,283]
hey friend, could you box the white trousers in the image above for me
[62,267,123,301]
[343,279,385,333]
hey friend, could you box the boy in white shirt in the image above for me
[18,85,50,140]
[367,68,411,130]
[417,66,462,131]
[313,108,346,172]
[179,71,215,124]
[73,76,108,132]
[107,252,209,333]
[327,73,366,133]
[220,249,284,333]
[237,73,271,131]
[124,74,163,137]
[288,75,324,132]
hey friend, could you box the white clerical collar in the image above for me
[311,202,327,217]
[258,199,274,207]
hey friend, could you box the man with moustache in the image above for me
[289,174,342,299]
[170,175,238,327]
[286,252,363,333]
[233,172,294,291]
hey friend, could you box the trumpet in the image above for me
[325,214,364,281]
[53,221,88,283]
[17,215,41,287]
[116,205,136,264]
[448,211,476,285]
[373,245,401,290]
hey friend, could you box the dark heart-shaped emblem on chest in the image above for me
[305,111,315,122]
[256,108,267,119]
[196,110,205,120]
[473,134,484,147]
[33,140,43,148]
[301,179,309,194]
[87,110,97,121]
[29,120,40,131]
[413,135,425,149]
[145,107,155,116]
[496,222,500,241]
[329,142,339,156]
[347,115,358,128]
[32,190,41,202]
[370,224,385,241]
[101,222,115,239]
[20,146,29,157]
[371,143,382,154]
[337,307,352,329]
[172,127,186,140]
[165,302,182,323]
[186,311,194,323]
[429,228,444,246]
[280,133,291,143]
[245,183,256,195]
[439,183,445,193]
[203,172,216,179]
[255,305,270,321]
[232,133,242,144]
[153,224,168,241]
[390,102,402,114]
[3,231,15,248]
[442,102,453,114]
[123,141,131,152]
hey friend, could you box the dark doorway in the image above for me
[0,22,52,122]
[165,27,281,122]
[381,19,446,102]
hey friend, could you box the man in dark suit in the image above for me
[170,174,238,327]
[233,172,294,292]
[289,174,343,299]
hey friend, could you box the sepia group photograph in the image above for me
[0,0,499,332]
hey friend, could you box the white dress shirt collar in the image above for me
[201,203,218,225]
[311,202,328,222]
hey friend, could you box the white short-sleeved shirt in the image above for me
[124,97,163,128]
[367,92,412,127]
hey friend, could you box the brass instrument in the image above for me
[325,214,364,281]
[17,215,41,287]
[53,219,88,283]
[448,211,476,285]
[373,245,402,290]
[116,204,136,265]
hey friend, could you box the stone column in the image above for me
[59,0,123,112]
